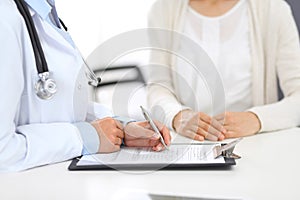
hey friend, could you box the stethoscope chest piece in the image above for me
[15,0,100,100]
[35,72,57,100]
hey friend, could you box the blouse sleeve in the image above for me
[147,0,190,129]
[249,1,300,132]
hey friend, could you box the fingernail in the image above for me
[157,146,162,151]
[196,135,204,141]
[219,134,225,140]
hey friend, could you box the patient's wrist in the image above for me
[172,109,192,132]
[247,111,262,134]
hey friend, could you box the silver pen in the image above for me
[140,106,169,150]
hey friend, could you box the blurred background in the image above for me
[286,0,300,33]
[56,0,300,120]
[56,0,156,119]
[56,0,155,57]
[56,0,300,57]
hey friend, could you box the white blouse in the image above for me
[175,0,252,114]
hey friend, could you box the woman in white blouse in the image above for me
[147,0,300,141]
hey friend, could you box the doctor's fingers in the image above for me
[153,120,171,145]
[92,117,123,134]
[143,120,172,146]
[102,132,123,147]
[97,128,124,142]
[124,122,159,139]
[125,138,160,147]
[152,143,164,152]
[98,137,121,153]
[134,120,169,134]
[109,128,125,139]
[152,139,170,151]
[125,139,159,148]
[161,126,171,146]
[109,145,121,153]
[113,137,123,145]
[114,119,124,130]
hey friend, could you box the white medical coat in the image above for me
[0,0,103,171]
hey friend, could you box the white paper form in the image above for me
[77,144,225,166]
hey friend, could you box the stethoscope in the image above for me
[14,0,101,100]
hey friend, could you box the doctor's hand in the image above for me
[124,121,171,151]
[91,117,124,153]
[173,110,226,141]
[214,112,261,138]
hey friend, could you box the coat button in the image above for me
[78,84,82,90]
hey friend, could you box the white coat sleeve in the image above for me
[86,102,113,122]
[0,16,87,172]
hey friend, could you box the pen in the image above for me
[140,106,169,150]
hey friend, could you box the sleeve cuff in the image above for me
[86,102,113,122]
[73,122,99,155]
[113,116,136,127]
[247,108,266,133]
[151,104,190,131]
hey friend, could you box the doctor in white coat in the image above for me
[0,0,170,172]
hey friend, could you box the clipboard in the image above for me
[68,140,241,171]
[68,156,236,171]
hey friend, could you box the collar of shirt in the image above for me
[24,0,52,19]
[23,0,76,49]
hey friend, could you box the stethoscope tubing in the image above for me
[14,0,49,74]
[13,0,101,99]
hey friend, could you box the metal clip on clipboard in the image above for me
[213,138,243,159]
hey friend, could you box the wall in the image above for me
[56,0,300,57]
[56,0,155,58]
[286,0,300,34]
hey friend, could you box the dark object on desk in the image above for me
[68,157,235,171]
[149,194,241,200]
[68,142,239,171]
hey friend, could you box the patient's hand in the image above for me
[124,121,171,151]
[214,112,261,138]
[173,110,226,141]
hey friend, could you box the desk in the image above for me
[1,128,299,200]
